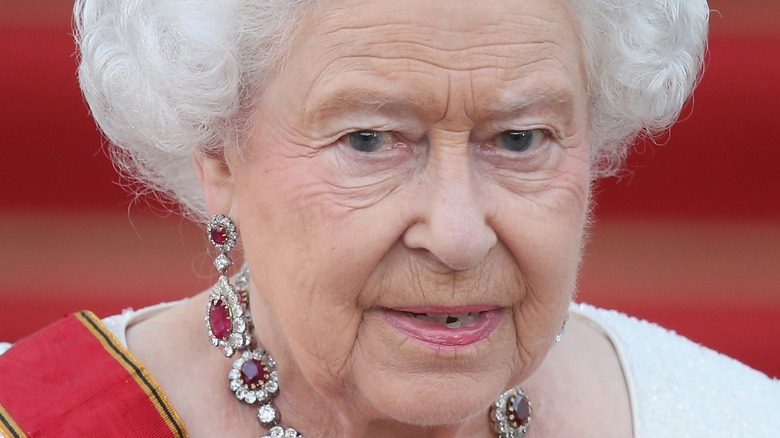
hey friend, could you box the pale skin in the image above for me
[127,0,634,436]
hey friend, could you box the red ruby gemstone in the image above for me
[210,225,228,245]
[509,393,531,428]
[208,299,231,340]
[240,359,268,388]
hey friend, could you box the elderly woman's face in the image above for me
[219,0,589,425]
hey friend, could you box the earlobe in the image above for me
[193,153,237,217]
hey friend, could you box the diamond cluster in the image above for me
[229,349,279,405]
[207,214,237,256]
[489,386,531,438]
[206,275,251,357]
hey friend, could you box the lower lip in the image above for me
[382,309,503,348]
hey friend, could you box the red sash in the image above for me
[0,311,187,437]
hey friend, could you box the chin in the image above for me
[358,369,508,427]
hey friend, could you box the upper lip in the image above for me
[389,305,501,314]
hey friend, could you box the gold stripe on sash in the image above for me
[0,402,27,438]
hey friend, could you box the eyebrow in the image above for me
[479,88,577,120]
[304,85,578,125]
[307,86,431,114]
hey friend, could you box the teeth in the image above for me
[404,311,481,328]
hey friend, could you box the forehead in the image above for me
[283,0,585,122]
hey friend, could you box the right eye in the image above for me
[496,129,546,153]
[346,130,392,153]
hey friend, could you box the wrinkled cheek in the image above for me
[233,180,367,388]
[271,240,380,394]
[287,309,363,382]
[503,179,589,374]
[253,275,365,396]
[509,305,556,377]
[510,240,580,372]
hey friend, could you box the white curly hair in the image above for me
[73,0,709,223]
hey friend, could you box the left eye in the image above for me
[347,130,391,153]
[497,130,545,152]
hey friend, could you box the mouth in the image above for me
[383,307,504,348]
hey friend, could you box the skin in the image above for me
[128,0,633,436]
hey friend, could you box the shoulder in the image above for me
[102,300,186,347]
[571,303,780,438]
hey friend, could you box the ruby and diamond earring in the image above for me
[204,214,303,438]
[205,214,251,357]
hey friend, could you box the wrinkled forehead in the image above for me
[293,0,583,69]
[279,0,587,124]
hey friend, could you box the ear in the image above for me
[193,152,237,217]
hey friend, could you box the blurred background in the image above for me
[1,0,779,377]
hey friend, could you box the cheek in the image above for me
[233,153,412,385]
[497,184,586,301]
[494,151,590,280]
[493,156,589,366]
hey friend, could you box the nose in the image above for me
[402,140,497,271]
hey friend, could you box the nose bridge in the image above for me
[403,131,497,271]
[429,141,479,223]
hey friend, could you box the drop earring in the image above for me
[205,214,251,357]
[555,313,569,343]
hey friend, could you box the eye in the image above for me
[347,130,391,153]
[497,129,545,152]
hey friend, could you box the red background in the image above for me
[1,0,779,377]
